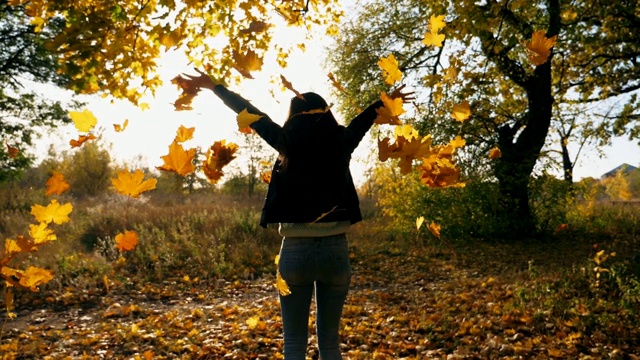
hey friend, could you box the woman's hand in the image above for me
[389,84,416,104]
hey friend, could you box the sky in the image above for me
[32,7,639,187]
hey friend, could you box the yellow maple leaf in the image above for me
[428,221,441,239]
[276,271,291,296]
[69,133,96,148]
[69,109,98,133]
[525,30,558,66]
[115,230,138,252]
[450,135,466,149]
[20,266,53,292]
[45,171,70,196]
[377,54,403,85]
[428,14,446,34]
[375,92,405,125]
[416,216,425,231]
[29,222,56,244]
[112,169,157,198]
[423,15,446,47]
[489,146,502,159]
[451,100,471,122]
[5,235,37,257]
[233,49,263,79]
[237,109,262,130]
[113,119,129,132]
[423,32,445,47]
[174,125,195,143]
[30,199,73,225]
[4,287,16,319]
[157,141,196,176]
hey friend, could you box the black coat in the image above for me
[213,85,382,228]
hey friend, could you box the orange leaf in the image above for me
[157,141,196,176]
[115,230,138,252]
[375,92,405,125]
[45,171,70,196]
[6,142,19,158]
[428,221,441,238]
[5,235,38,257]
[174,125,195,143]
[260,171,271,184]
[239,21,270,34]
[489,146,502,159]
[113,119,129,132]
[69,133,96,148]
[280,75,303,99]
[525,30,558,66]
[202,140,238,184]
[327,72,348,94]
[112,169,157,198]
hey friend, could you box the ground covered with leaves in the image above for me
[2,227,639,359]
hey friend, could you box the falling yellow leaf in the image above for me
[45,171,70,196]
[30,199,73,225]
[416,216,425,231]
[451,100,471,122]
[69,109,98,133]
[237,109,262,130]
[450,135,466,149]
[377,54,403,85]
[19,266,54,292]
[276,271,291,296]
[489,146,502,159]
[423,14,446,47]
[525,30,558,66]
[29,222,56,244]
[375,92,405,125]
[115,230,138,252]
[157,141,196,176]
[428,222,441,239]
[5,235,38,257]
[113,119,129,132]
[111,169,157,198]
[327,72,348,94]
[428,14,446,34]
[174,125,195,143]
[423,32,445,47]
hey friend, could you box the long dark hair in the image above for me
[277,92,350,200]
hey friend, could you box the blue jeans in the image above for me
[277,234,351,360]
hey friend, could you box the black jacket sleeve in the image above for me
[344,100,383,153]
[212,85,283,151]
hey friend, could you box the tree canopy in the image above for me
[326,0,640,235]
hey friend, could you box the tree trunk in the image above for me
[494,62,554,237]
[561,139,574,184]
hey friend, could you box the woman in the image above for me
[186,70,414,359]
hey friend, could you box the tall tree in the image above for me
[0,1,73,181]
[326,0,639,235]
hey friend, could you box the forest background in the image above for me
[1,0,639,358]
